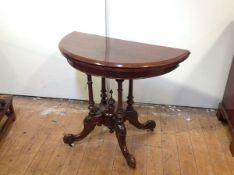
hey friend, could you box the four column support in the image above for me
[63,75,156,168]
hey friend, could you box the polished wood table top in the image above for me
[59,32,190,79]
[59,31,190,168]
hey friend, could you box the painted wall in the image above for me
[0,0,234,108]
[0,0,105,101]
[107,0,234,108]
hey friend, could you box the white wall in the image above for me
[0,0,234,108]
[0,0,105,101]
[108,0,234,108]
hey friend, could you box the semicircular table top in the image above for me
[59,31,190,79]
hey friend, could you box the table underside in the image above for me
[63,75,156,168]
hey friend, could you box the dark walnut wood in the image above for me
[59,32,190,79]
[59,31,190,168]
[217,56,234,156]
[0,95,16,140]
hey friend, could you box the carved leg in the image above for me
[125,80,156,131]
[114,79,136,168]
[63,75,102,146]
[125,110,156,131]
[63,115,102,146]
[114,118,136,168]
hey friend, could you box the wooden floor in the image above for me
[0,96,234,175]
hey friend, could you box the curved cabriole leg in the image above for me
[63,115,102,146]
[125,110,156,131]
[125,80,156,131]
[114,118,136,168]
[115,79,136,168]
[64,74,101,146]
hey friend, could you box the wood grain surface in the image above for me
[0,96,233,175]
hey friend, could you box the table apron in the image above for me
[67,59,179,79]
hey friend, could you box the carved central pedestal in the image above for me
[63,75,156,168]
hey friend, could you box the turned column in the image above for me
[63,75,102,146]
[100,77,107,105]
[87,75,95,116]
[116,79,124,116]
[125,80,156,131]
[126,80,134,111]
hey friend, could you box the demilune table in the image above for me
[59,31,190,168]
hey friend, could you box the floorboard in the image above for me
[0,96,233,175]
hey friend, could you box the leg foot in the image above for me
[125,110,156,131]
[63,134,76,147]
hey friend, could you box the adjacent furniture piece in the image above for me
[217,56,234,155]
[59,31,190,168]
[0,95,16,139]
